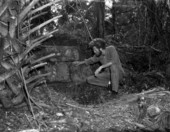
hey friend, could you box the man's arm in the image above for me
[95,46,117,76]
[107,46,119,65]
[100,62,112,69]
[73,56,99,66]
[95,62,112,76]
[73,61,85,66]
[84,55,100,65]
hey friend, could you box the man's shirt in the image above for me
[84,45,124,77]
[85,46,119,65]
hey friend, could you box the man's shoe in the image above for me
[108,89,118,95]
[108,90,118,97]
[110,90,118,95]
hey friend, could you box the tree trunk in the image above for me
[111,1,116,34]
[95,0,105,38]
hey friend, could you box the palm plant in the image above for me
[0,0,60,112]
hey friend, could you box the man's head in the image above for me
[89,38,106,57]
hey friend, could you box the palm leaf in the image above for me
[0,69,17,83]
[18,0,40,23]
[1,61,15,70]
[31,53,55,64]
[6,78,20,95]
[26,72,51,84]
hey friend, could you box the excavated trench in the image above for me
[47,81,116,105]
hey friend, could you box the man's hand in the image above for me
[72,61,84,66]
[95,66,103,76]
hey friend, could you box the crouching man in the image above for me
[73,38,125,94]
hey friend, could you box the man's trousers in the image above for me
[87,66,120,92]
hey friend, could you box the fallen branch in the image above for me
[118,87,166,104]
[136,87,165,96]
[20,68,35,119]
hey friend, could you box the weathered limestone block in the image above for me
[46,62,70,82]
[47,46,79,62]
[45,46,93,83]
[70,64,93,84]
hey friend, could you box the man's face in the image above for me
[93,46,102,57]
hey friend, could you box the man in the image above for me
[74,38,125,94]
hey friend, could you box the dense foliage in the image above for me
[43,0,170,90]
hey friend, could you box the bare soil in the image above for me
[0,82,170,132]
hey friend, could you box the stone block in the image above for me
[70,64,93,84]
[46,46,79,62]
[44,46,93,83]
[46,62,70,82]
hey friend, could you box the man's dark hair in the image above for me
[89,38,106,49]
